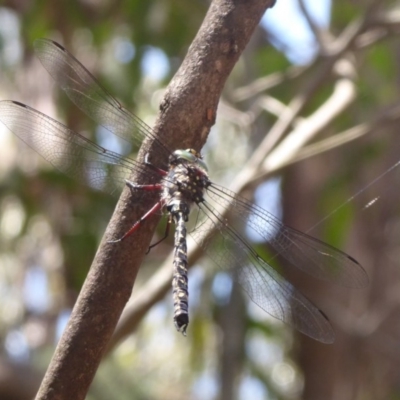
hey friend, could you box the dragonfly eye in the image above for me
[173,149,197,163]
[187,148,202,158]
[173,149,208,172]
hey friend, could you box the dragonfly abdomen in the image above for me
[168,200,190,335]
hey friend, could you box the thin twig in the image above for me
[297,0,334,54]
[285,103,400,168]
[262,75,356,173]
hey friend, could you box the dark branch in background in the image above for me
[34,1,274,399]
[0,359,41,400]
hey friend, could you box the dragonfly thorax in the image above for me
[163,149,210,212]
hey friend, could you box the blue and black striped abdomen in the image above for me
[167,200,190,335]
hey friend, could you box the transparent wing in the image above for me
[0,101,154,195]
[206,184,369,289]
[33,38,171,167]
[191,201,335,343]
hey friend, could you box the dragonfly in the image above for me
[0,39,368,343]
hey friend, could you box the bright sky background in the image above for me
[262,0,331,64]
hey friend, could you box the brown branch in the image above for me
[34,0,274,399]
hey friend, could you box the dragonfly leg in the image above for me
[108,201,163,243]
[144,152,168,176]
[147,215,172,254]
[125,180,163,191]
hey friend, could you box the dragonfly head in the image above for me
[171,148,208,172]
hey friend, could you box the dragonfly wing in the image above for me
[33,39,171,166]
[0,101,142,195]
[190,201,335,343]
[206,184,368,289]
